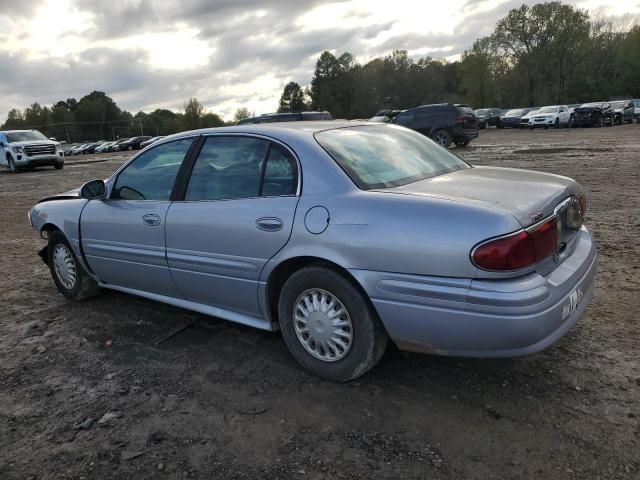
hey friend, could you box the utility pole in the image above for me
[64,124,70,144]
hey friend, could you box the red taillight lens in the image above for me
[578,194,587,220]
[472,217,558,271]
[529,217,558,260]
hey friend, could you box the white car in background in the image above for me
[518,108,539,128]
[527,105,572,129]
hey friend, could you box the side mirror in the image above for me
[80,179,106,200]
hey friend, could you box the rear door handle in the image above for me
[256,217,283,232]
[142,214,161,226]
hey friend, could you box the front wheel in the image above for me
[47,232,99,301]
[278,266,388,382]
[54,162,64,170]
[554,118,559,129]
[432,129,451,148]
[454,138,470,147]
[8,156,18,173]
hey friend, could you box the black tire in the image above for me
[497,123,504,129]
[8,155,18,173]
[278,266,388,382]
[54,162,64,170]
[431,129,451,148]
[454,138,470,147]
[47,231,99,301]
[553,118,559,129]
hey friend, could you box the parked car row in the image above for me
[477,99,639,130]
[61,136,163,156]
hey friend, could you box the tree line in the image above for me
[1,92,251,142]
[278,2,640,118]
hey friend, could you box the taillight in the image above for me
[472,217,558,271]
[578,194,587,220]
[457,115,466,124]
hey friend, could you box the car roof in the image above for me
[166,121,370,141]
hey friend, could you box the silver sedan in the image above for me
[28,122,597,381]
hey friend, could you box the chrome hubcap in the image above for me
[53,243,76,290]
[293,288,353,362]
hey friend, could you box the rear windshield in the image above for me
[457,106,475,115]
[315,125,469,190]
[610,101,625,108]
[6,130,48,142]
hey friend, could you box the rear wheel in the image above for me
[47,231,99,301]
[54,162,64,170]
[554,118,559,129]
[432,129,451,148]
[278,266,388,382]
[454,138,470,147]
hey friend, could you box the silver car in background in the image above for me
[28,122,597,381]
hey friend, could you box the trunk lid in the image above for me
[377,166,581,228]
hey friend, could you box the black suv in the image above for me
[475,108,502,129]
[392,104,479,148]
[573,102,613,127]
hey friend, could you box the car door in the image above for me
[165,135,299,317]
[80,137,196,297]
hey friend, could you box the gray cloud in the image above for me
[0,0,630,121]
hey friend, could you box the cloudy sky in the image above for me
[0,0,638,122]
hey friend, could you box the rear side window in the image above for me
[261,144,297,196]
[112,138,194,201]
[185,137,269,201]
[184,137,298,201]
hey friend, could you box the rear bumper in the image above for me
[350,227,597,357]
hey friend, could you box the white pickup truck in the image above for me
[0,129,64,173]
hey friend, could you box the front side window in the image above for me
[112,138,194,200]
[315,124,469,190]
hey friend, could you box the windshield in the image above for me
[6,130,48,142]
[505,109,523,116]
[537,106,558,113]
[581,103,602,108]
[610,101,625,109]
[315,125,470,190]
[475,109,489,115]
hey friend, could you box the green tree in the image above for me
[233,107,251,123]
[278,82,307,112]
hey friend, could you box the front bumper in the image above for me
[15,153,63,167]
[350,227,597,357]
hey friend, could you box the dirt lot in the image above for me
[1,126,638,480]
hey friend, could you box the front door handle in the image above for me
[256,217,283,232]
[142,214,161,226]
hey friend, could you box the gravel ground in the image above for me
[1,126,638,479]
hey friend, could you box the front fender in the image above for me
[29,198,88,260]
